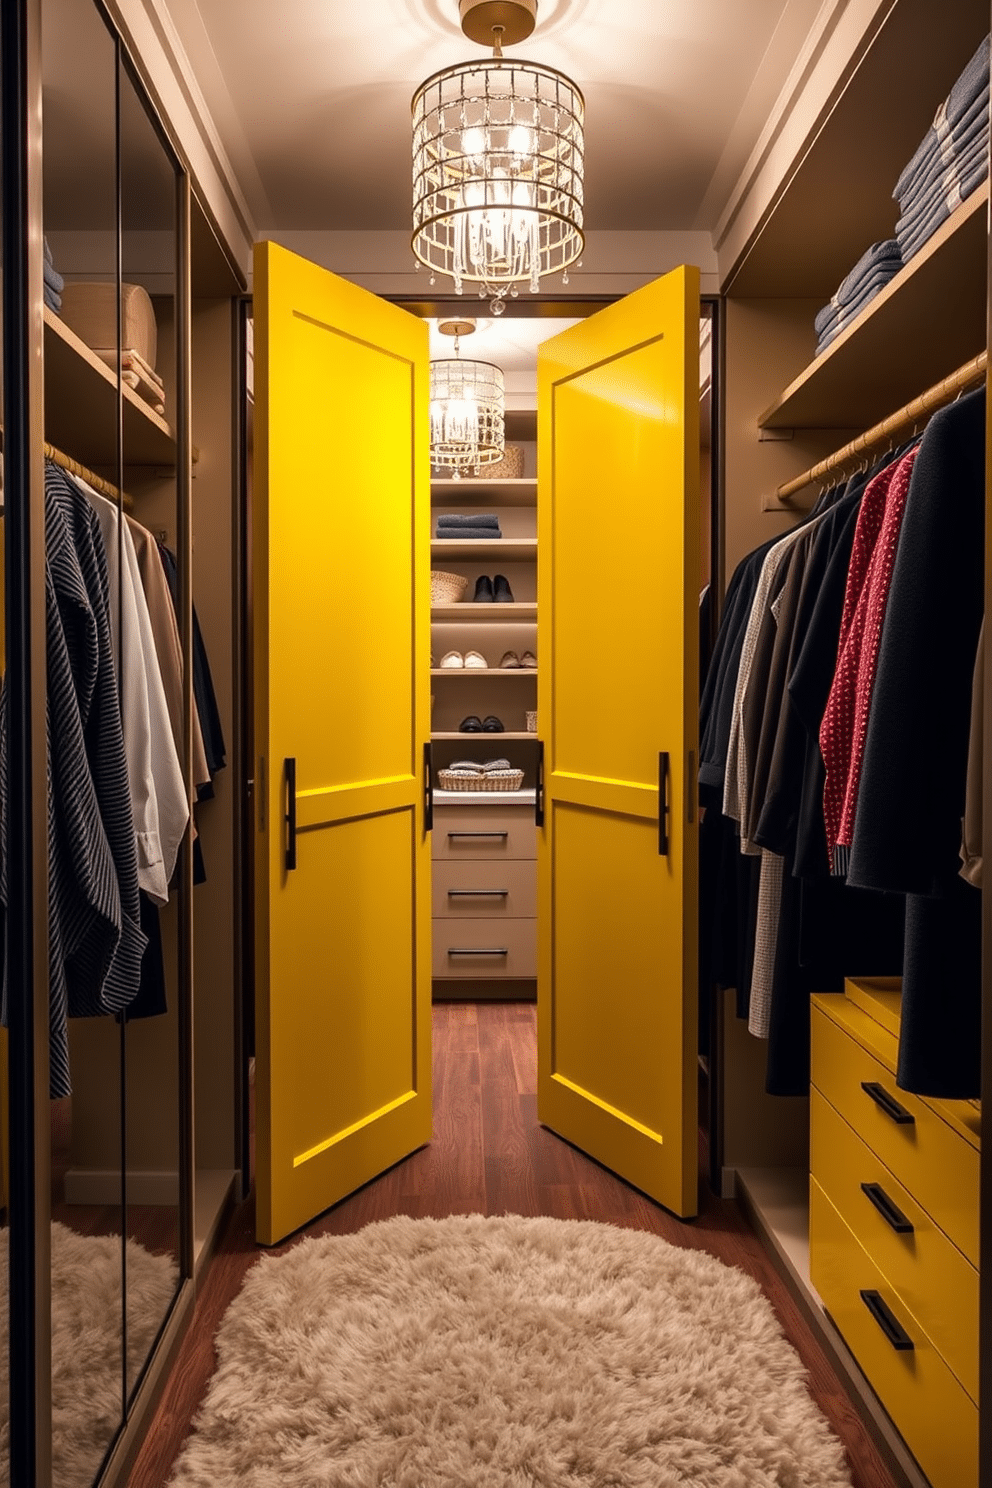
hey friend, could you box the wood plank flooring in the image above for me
[124,1002,900,1488]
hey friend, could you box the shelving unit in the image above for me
[432,730,535,741]
[432,602,537,620]
[431,536,537,560]
[430,668,537,678]
[759,185,988,431]
[432,477,536,504]
[44,306,183,467]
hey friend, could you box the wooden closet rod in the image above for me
[773,350,987,503]
[44,442,133,509]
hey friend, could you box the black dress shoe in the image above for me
[481,715,505,732]
[473,575,494,602]
[459,715,484,732]
[492,573,514,602]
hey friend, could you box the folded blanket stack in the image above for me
[43,237,64,314]
[813,239,903,356]
[892,33,990,264]
[93,346,167,415]
[435,512,502,539]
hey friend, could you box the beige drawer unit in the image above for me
[432,802,537,862]
[432,916,537,978]
[431,802,537,983]
[810,980,980,1488]
[433,858,537,919]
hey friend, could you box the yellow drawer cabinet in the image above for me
[810,981,981,1488]
[432,802,537,983]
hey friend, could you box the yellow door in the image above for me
[536,266,700,1218]
[252,240,432,1245]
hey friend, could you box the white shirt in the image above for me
[75,478,189,904]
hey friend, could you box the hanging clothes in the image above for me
[75,478,189,906]
[156,541,227,788]
[0,463,146,1097]
[847,387,985,1098]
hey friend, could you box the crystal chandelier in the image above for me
[412,0,585,315]
[430,318,505,475]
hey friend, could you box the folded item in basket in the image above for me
[435,512,501,528]
[896,152,989,262]
[893,34,990,202]
[895,120,988,233]
[813,240,902,334]
[446,757,514,774]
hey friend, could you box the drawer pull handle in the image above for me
[860,1182,914,1235]
[284,757,297,871]
[447,947,509,956]
[860,1081,915,1125]
[447,889,509,897]
[859,1290,914,1351]
[447,831,509,840]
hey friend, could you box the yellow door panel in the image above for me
[537,266,700,1219]
[253,240,431,1245]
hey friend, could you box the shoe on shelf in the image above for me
[464,650,488,668]
[520,650,537,668]
[459,715,484,732]
[499,650,521,668]
[473,575,494,602]
[492,574,514,602]
[439,650,464,668]
[481,715,505,732]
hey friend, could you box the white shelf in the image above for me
[432,603,537,621]
[431,668,537,678]
[432,537,536,560]
[433,788,537,805]
[432,731,536,741]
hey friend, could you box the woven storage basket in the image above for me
[485,444,524,479]
[437,769,524,792]
[431,570,469,604]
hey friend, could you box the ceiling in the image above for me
[161,0,827,234]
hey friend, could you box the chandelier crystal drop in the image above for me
[430,353,506,475]
[412,6,584,313]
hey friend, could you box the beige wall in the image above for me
[721,296,860,589]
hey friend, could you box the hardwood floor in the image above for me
[124,1002,899,1488]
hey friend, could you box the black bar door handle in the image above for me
[658,751,670,856]
[861,1081,915,1125]
[284,757,297,871]
[860,1290,914,1351]
[535,738,545,827]
[861,1182,914,1234]
[423,741,433,833]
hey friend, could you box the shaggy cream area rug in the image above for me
[0,1221,178,1488]
[169,1214,852,1487]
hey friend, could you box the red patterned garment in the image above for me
[819,444,920,870]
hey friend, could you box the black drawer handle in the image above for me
[860,1290,914,1351]
[447,947,509,956]
[861,1081,915,1125]
[861,1182,914,1235]
[447,831,509,839]
[447,888,509,897]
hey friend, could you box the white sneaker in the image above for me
[439,651,464,668]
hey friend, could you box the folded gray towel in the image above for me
[893,34,990,200]
[43,258,64,295]
[435,527,502,539]
[436,512,501,528]
[813,245,902,334]
[895,85,989,205]
[44,285,62,314]
[897,153,989,262]
[895,124,988,235]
